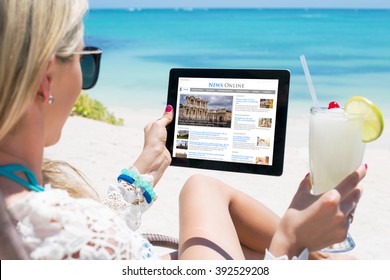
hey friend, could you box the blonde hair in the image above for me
[0,0,98,199]
[0,0,87,140]
[42,159,98,200]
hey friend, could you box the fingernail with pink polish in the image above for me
[165,105,173,112]
[364,163,368,170]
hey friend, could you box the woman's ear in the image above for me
[37,55,56,104]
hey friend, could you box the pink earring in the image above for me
[48,95,54,105]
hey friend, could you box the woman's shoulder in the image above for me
[9,186,102,218]
[8,186,130,231]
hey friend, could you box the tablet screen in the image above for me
[166,68,290,176]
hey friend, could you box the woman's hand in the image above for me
[133,105,174,186]
[268,164,366,259]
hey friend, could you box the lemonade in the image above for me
[309,106,365,194]
[308,97,383,252]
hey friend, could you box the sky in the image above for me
[90,0,390,9]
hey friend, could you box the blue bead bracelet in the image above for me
[117,167,156,204]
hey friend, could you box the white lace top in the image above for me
[7,184,308,260]
[8,184,157,260]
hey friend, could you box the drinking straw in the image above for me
[300,55,319,108]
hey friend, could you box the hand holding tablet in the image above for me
[165,68,290,176]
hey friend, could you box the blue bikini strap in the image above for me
[0,164,44,192]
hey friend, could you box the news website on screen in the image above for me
[172,77,279,166]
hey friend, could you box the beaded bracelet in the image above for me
[117,166,156,204]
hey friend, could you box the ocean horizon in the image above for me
[83,8,390,118]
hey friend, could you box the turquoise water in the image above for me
[84,9,390,117]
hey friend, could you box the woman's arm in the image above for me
[132,105,174,186]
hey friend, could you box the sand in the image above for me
[44,108,390,259]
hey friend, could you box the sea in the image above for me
[83,9,390,118]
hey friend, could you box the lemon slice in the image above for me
[344,96,384,142]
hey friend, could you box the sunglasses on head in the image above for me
[74,46,102,90]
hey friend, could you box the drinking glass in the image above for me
[309,106,365,252]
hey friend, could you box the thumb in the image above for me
[297,172,313,194]
[159,104,174,127]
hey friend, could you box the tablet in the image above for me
[165,68,290,176]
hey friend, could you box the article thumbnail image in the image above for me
[256,136,271,147]
[177,130,189,140]
[178,94,233,128]
[258,118,272,128]
[259,99,274,109]
[176,140,188,150]
[175,130,189,158]
[256,156,270,165]
[175,150,188,158]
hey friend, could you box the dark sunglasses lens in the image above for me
[81,54,96,90]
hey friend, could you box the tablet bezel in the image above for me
[166,68,290,176]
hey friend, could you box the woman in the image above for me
[0,0,364,260]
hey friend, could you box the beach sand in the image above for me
[44,108,390,259]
